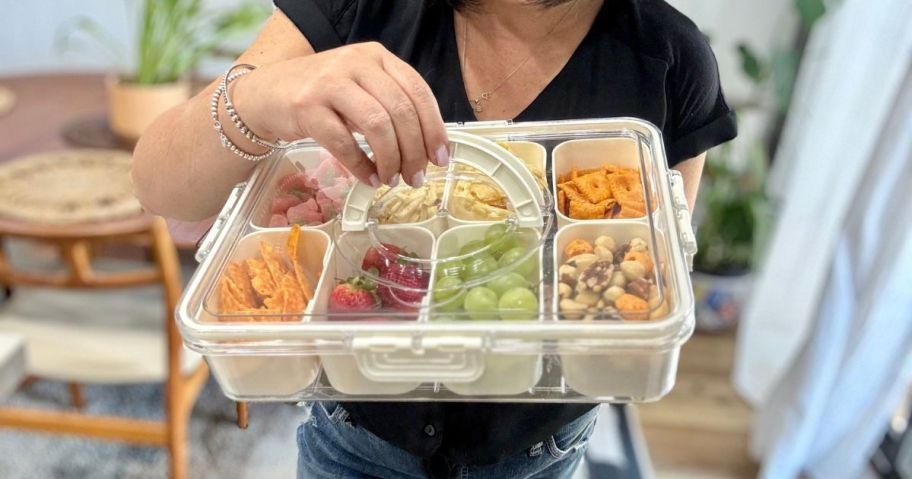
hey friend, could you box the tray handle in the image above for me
[668,170,697,271]
[195,182,246,263]
[352,336,485,383]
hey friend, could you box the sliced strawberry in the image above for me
[328,276,380,320]
[378,263,428,309]
[361,243,402,276]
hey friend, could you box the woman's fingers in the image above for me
[328,81,403,186]
[380,53,449,169]
[304,107,379,187]
[354,64,428,187]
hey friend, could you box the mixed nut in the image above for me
[557,235,667,321]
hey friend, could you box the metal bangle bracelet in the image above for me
[222,64,287,150]
[210,74,274,162]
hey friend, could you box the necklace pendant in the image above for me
[474,104,484,113]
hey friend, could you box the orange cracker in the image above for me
[572,172,613,203]
[569,199,605,219]
[286,225,315,302]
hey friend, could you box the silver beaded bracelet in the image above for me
[210,64,286,162]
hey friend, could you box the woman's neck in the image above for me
[459,0,602,43]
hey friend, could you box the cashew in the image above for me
[558,264,579,285]
[568,253,598,272]
[602,285,626,304]
[649,300,669,320]
[575,289,600,307]
[596,299,606,309]
[629,237,649,253]
[560,298,587,319]
[620,260,646,281]
[609,270,627,288]
[594,235,616,252]
[594,246,613,262]
[582,314,596,322]
[558,282,573,299]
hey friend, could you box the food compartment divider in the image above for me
[554,221,678,399]
[315,225,436,394]
[201,228,331,398]
[551,135,651,227]
[430,224,544,395]
[249,150,337,233]
[446,141,547,227]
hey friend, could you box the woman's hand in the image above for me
[232,41,449,188]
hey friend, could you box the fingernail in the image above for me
[388,174,400,187]
[435,145,449,167]
[411,170,425,188]
[369,174,381,188]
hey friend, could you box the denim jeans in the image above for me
[297,401,598,479]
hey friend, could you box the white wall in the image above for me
[0,0,262,77]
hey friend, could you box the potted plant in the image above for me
[61,0,269,143]
[691,142,772,331]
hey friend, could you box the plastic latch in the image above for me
[194,182,246,263]
[668,170,698,271]
[351,336,485,383]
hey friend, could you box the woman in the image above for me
[133,0,737,477]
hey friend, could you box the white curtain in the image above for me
[732,0,912,477]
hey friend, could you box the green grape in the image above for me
[483,224,507,245]
[464,286,499,320]
[462,255,497,281]
[433,275,466,312]
[498,246,538,279]
[459,239,487,257]
[436,259,464,279]
[487,272,529,297]
[489,232,522,258]
[498,287,539,321]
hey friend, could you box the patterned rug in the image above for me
[0,379,301,479]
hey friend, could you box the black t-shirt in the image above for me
[275,0,737,469]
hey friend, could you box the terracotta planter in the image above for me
[106,77,191,144]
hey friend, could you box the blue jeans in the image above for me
[297,401,598,479]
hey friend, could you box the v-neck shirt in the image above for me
[275,0,737,470]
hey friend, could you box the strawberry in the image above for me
[328,277,380,320]
[361,243,402,276]
[378,263,428,309]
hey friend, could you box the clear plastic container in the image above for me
[179,118,697,402]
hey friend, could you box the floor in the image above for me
[638,330,759,479]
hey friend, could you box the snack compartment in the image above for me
[201,228,331,397]
[250,148,353,232]
[554,221,679,398]
[446,141,547,226]
[551,136,655,226]
[431,223,544,395]
[313,225,435,395]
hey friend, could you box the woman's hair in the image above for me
[445,0,574,10]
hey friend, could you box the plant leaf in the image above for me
[737,43,767,85]
[795,0,826,29]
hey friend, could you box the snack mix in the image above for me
[557,235,667,321]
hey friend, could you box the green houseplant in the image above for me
[62,0,269,142]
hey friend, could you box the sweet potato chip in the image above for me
[259,240,290,285]
[226,262,258,308]
[286,225,314,302]
[245,258,276,299]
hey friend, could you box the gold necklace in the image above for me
[460,1,579,113]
